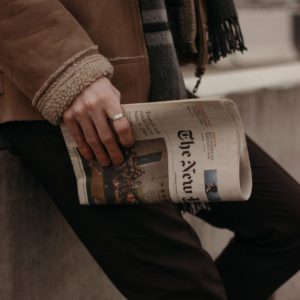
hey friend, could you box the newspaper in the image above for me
[61,97,252,205]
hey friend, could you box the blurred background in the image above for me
[0,1,299,300]
[184,1,300,300]
[218,0,300,68]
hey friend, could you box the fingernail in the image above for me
[85,154,94,161]
[124,142,135,149]
[114,157,124,166]
[101,161,111,168]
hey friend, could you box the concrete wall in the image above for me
[0,151,124,300]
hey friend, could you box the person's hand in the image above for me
[63,77,134,167]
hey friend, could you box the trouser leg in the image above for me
[198,137,300,300]
[0,121,227,300]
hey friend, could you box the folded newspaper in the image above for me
[61,97,252,205]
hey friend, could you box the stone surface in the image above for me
[0,150,124,300]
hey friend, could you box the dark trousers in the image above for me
[1,121,300,300]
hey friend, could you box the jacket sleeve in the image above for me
[0,0,113,125]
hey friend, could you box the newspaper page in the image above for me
[61,97,252,205]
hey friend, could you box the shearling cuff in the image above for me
[32,46,114,125]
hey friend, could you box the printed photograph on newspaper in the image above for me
[74,138,170,205]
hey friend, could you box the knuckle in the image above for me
[109,147,122,158]
[73,134,86,146]
[76,139,86,148]
[86,137,100,147]
[83,98,98,111]
[112,154,124,165]
[73,106,85,117]
[96,152,107,161]
[123,140,134,148]
[101,133,114,145]
[63,111,74,123]
[100,161,109,167]
[115,154,123,161]
[84,102,95,112]
[80,147,89,154]
[100,159,110,167]
[81,150,93,160]
[116,124,130,135]
[96,152,110,164]
[81,89,96,100]
[102,92,118,104]
[78,146,89,155]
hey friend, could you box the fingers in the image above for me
[64,106,123,166]
[63,77,135,166]
[78,117,111,167]
[112,117,134,148]
[105,104,135,148]
[91,109,125,165]
[63,117,94,161]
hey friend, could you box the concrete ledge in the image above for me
[0,150,124,300]
[184,62,300,97]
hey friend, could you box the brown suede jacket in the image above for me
[0,0,207,125]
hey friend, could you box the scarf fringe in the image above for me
[208,17,247,63]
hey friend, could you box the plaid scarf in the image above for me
[140,0,246,99]
[165,0,246,92]
[139,0,188,101]
[139,0,245,213]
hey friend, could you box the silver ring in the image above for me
[109,112,126,122]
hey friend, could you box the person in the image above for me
[0,1,299,299]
